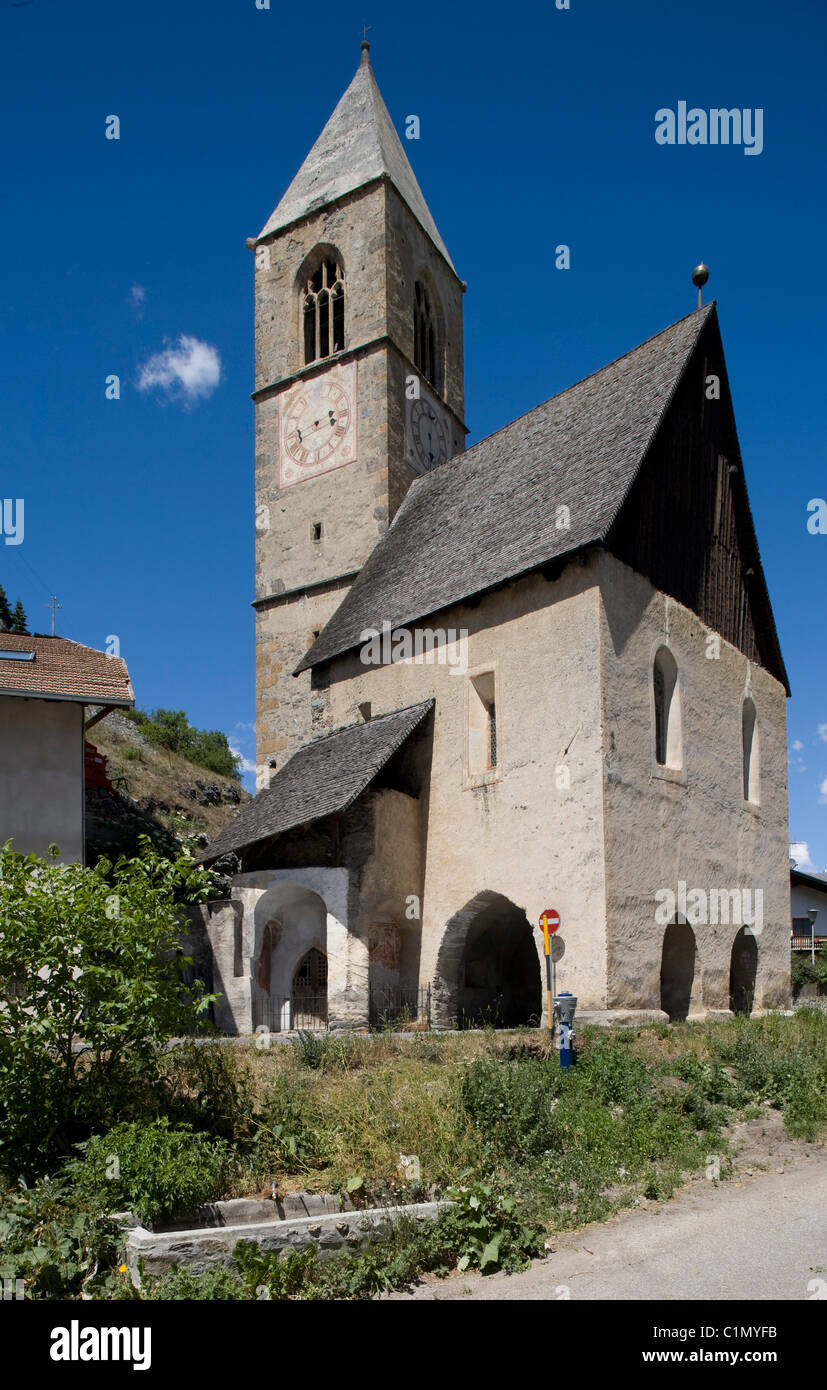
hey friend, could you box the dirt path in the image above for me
[386,1118,827,1301]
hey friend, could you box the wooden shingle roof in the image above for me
[297,306,716,674]
[202,700,433,861]
[0,632,133,705]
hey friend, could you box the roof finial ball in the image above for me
[692,262,710,310]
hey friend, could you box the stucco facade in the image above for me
[0,695,85,863]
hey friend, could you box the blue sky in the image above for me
[1,0,825,865]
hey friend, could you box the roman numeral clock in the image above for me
[405,379,451,475]
[278,362,357,487]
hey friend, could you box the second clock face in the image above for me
[406,393,449,474]
[278,362,357,487]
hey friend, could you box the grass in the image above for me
[5,1011,826,1299]
[156,1010,827,1212]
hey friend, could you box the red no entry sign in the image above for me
[540,909,561,934]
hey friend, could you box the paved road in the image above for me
[388,1151,827,1301]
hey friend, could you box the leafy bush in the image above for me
[791,952,827,996]
[0,841,216,1174]
[0,1176,123,1300]
[68,1120,233,1225]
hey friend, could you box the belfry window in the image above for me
[303,256,344,364]
[653,646,682,769]
[413,280,440,391]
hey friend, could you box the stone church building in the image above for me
[201,42,791,1032]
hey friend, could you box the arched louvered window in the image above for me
[742,698,759,803]
[653,646,682,769]
[413,279,441,391]
[303,255,344,364]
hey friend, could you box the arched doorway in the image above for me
[729,928,758,1016]
[434,891,542,1029]
[292,947,328,1030]
[660,920,696,1021]
[251,883,327,1032]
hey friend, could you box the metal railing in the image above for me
[368,985,431,1030]
[253,993,328,1033]
[251,986,433,1033]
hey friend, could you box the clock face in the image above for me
[279,362,357,487]
[408,396,448,473]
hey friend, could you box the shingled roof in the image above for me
[256,46,455,270]
[0,632,133,705]
[202,699,433,862]
[297,306,716,673]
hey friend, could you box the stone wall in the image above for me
[252,178,466,773]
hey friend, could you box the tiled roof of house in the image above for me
[0,632,134,705]
[256,47,455,269]
[296,306,716,673]
[202,699,433,861]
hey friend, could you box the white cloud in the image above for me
[792,740,804,751]
[820,778,827,806]
[228,740,256,775]
[137,335,221,406]
[790,840,816,870]
[818,724,827,743]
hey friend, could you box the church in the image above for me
[200,42,791,1033]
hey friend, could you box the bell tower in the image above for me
[251,42,465,775]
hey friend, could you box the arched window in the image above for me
[413,279,441,391]
[742,698,759,802]
[653,646,682,769]
[303,255,344,364]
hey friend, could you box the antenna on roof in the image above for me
[46,595,62,636]
[692,263,709,310]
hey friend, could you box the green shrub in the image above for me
[0,841,217,1176]
[141,708,240,780]
[68,1119,233,1225]
[0,1176,123,1300]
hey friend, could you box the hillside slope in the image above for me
[85,711,251,863]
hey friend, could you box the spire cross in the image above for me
[362,23,371,42]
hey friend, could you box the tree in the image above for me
[0,585,11,630]
[0,840,219,1174]
[9,599,28,634]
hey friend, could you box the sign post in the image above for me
[539,908,561,1032]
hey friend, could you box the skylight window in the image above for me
[0,650,35,662]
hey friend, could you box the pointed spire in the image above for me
[258,52,454,269]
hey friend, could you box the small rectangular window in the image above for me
[311,522,323,542]
[468,671,497,775]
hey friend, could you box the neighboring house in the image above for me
[790,868,827,951]
[200,44,792,1034]
[0,633,133,864]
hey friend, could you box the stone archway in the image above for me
[660,919,697,1021]
[251,883,327,1032]
[434,891,542,1030]
[729,927,758,1016]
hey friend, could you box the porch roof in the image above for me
[201,699,433,862]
